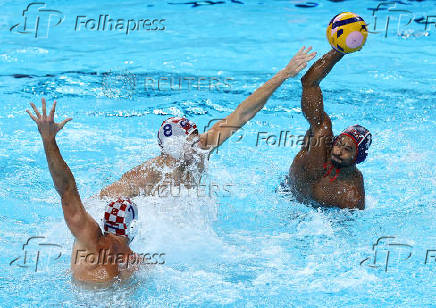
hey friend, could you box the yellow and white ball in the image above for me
[326,12,368,54]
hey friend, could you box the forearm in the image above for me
[42,137,77,196]
[300,49,342,127]
[301,49,343,87]
[201,70,289,149]
[237,70,288,122]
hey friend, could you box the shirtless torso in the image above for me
[71,234,137,284]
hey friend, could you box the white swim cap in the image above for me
[157,117,198,160]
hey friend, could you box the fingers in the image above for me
[307,51,317,61]
[294,46,316,60]
[30,103,41,119]
[297,62,308,72]
[57,117,72,130]
[296,46,311,57]
[293,51,317,65]
[26,109,38,122]
[49,100,56,121]
[41,97,47,118]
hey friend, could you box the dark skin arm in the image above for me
[27,98,102,250]
[299,49,344,169]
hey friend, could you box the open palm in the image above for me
[26,98,72,140]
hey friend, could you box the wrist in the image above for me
[330,48,345,60]
[41,135,56,143]
[277,69,291,81]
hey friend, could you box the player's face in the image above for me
[331,135,356,168]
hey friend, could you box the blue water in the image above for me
[0,0,435,306]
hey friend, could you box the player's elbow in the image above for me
[301,74,317,88]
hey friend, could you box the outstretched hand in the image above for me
[26,98,72,141]
[283,46,317,78]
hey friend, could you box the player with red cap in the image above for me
[289,49,372,210]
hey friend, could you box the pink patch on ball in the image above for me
[346,31,364,49]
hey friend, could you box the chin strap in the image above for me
[323,162,340,182]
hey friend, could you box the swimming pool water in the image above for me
[0,0,435,306]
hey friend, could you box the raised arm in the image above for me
[300,48,343,131]
[27,98,102,250]
[199,46,316,150]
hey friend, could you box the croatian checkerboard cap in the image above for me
[103,198,138,238]
[157,117,198,148]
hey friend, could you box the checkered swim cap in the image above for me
[103,198,138,239]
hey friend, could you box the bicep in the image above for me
[303,115,333,168]
[62,188,102,249]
